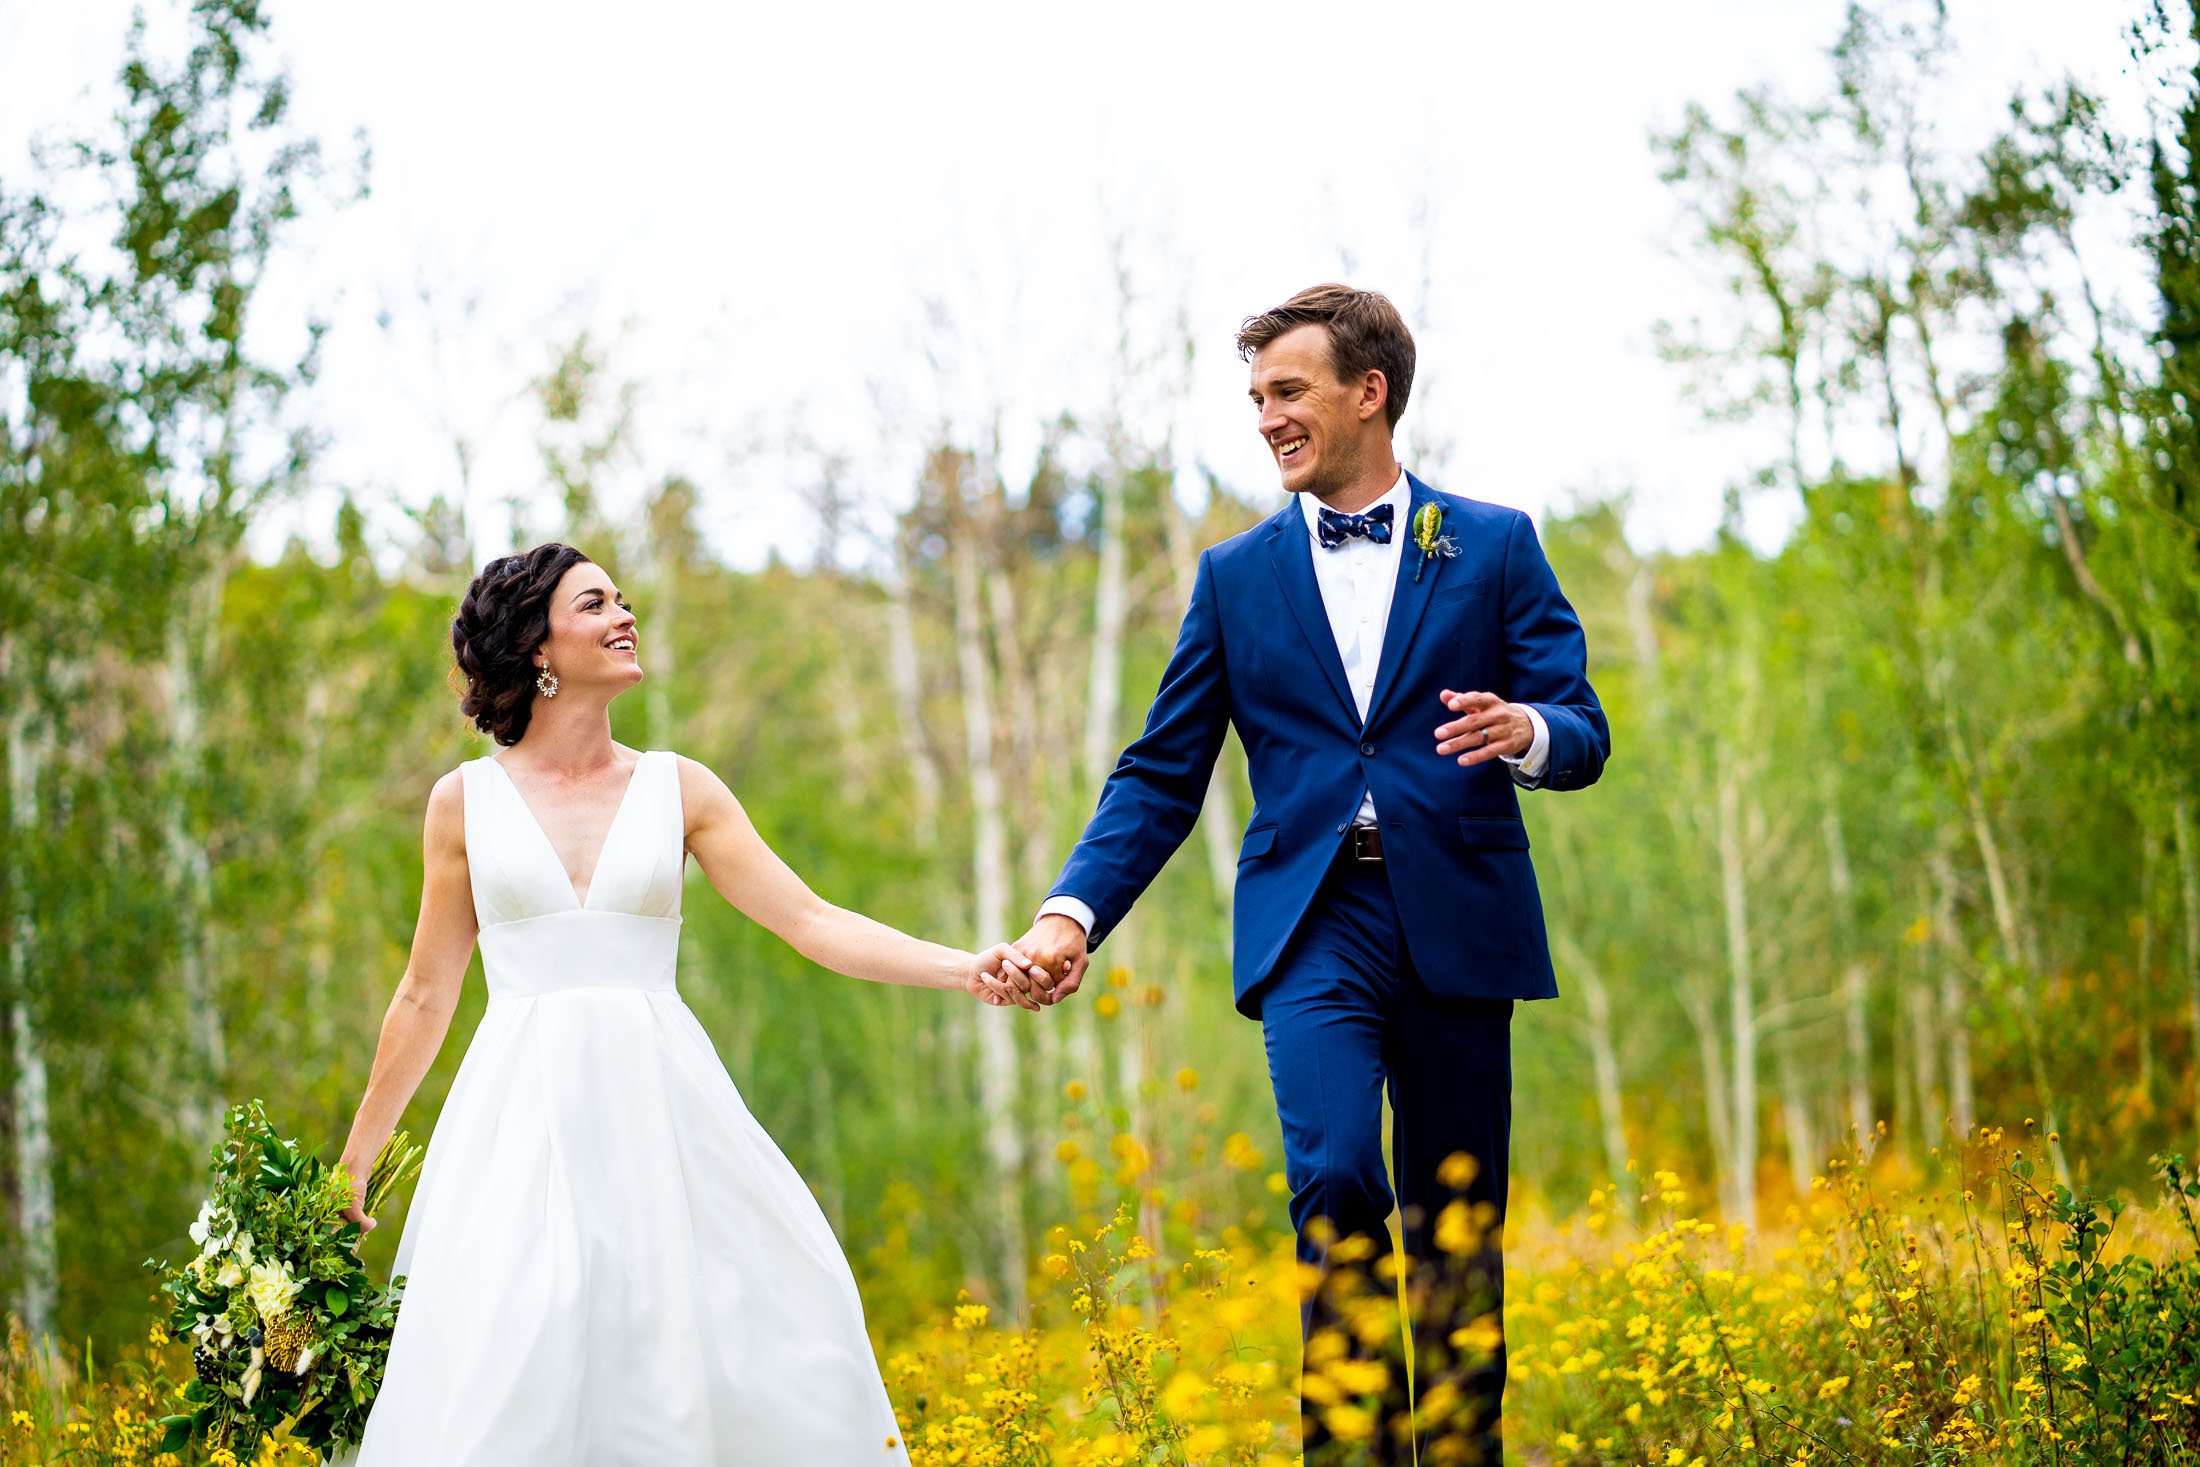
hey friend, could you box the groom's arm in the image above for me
[1494,509,1609,791]
[1034,549,1233,966]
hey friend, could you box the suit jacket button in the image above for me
[1335,821,1348,834]
[1359,741,1375,756]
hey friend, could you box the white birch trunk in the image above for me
[1776,1042,1817,1196]
[1552,930,1633,1223]
[1082,468,1129,790]
[1680,984,1733,1212]
[1909,976,1944,1143]
[4,647,57,1357]
[883,571,942,840]
[950,523,1026,1315]
[2136,827,2159,1104]
[1822,802,1873,1148]
[1717,764,1758,1232]
[983,568,1055,918]
[1905,976,1940,1155]
[298,679,336,1057]
[2175,796,2200,1137]
[164,571,230,1145]
[1950,733,2067,1183]
[823,656,869,809]
[982,558,1075,1085]
[1888,972,1911,1158]
[1928,841,1975,1136]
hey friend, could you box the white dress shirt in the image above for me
[1038,469,1548,936]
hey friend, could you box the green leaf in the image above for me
[325,1286,349,1317]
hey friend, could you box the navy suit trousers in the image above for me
[1257,848,1513,1466]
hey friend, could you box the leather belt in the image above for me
[1347,824,1384,864]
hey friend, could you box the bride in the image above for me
[332,542,1047,1465]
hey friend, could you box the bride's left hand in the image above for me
[965,943,1048,1010]
[337,1160,376,1245]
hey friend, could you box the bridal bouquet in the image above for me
[145,1100,422,1460]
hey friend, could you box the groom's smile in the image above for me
[1248,320,1389,503]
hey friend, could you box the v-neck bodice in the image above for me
[459,751,685,998]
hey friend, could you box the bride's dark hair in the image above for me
[452,543,593,746]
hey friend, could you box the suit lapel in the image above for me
[1264,504,1359,724]
[1363,474,1448,729]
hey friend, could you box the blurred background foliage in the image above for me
[3,0,2200,1374]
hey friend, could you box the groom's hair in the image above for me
[1236,284,1415,431]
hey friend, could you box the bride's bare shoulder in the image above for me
[669,752,731,797]
[422,766,469,852]
[669,753,745,828]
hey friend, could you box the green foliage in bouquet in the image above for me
[143,1101,422,1460]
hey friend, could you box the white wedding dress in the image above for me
[345,750,911,1466]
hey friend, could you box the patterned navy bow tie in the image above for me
[1317,502,1395,550]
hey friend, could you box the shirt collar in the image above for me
[1300,468,1411,542]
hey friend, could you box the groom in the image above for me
[1015,284,1608,1463]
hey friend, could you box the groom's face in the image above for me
[1249,323,1381,498]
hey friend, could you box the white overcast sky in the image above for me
[0,0,2162,570]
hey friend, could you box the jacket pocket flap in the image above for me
[1239,825,1278,861]
[1457,815,1530,850]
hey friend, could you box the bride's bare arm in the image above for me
[338,770,480,1228]
[677,756,1040,1008]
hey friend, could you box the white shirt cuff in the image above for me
[1501,705,1551,781]
[1036,895,1095,935]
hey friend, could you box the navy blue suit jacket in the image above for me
[1049,473,1609,1014]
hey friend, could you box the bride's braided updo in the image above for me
[451,543,592,746]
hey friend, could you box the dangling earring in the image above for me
[536,664,559,699]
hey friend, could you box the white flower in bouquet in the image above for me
[188,1200,220,1247]
[246,1258,303,1321]
[210,1231,260,1289]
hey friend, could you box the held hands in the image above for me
[963,943,1050,1011]
[1437,690,1533,767]
[1009,913,1089,1007]
[966,916,1088,1011]
[963,913,1089,1011]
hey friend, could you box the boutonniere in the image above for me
[1412,502,1460,583]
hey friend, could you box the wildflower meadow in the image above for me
[3,1115,2195,1465]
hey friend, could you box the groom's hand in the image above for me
[1437,690,1533,767]
[1014,914,1089,1002]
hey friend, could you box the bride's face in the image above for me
[536,562,643,696]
